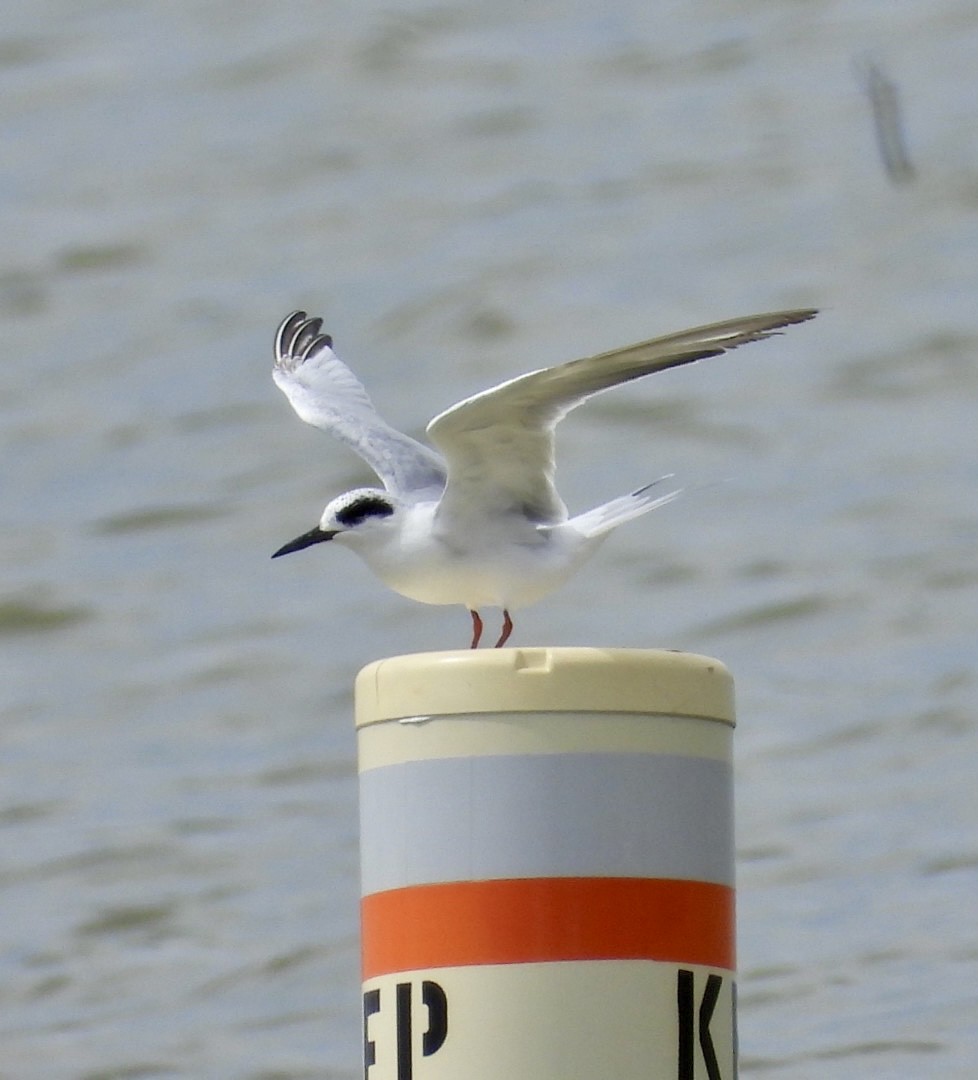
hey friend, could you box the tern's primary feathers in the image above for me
[272,307,816,647]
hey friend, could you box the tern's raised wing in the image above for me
[273,311,447,497]
[426,308,817,524]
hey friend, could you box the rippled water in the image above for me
[3,1,978,1076]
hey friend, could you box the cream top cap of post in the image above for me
[355,648,734,728]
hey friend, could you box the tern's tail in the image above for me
[569,476,682,539]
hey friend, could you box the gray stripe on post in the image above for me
[360,752,733,895]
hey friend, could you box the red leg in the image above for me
[469,610,483,649]
[494,609,514,648]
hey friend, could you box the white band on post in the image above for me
[356,647,736,1080]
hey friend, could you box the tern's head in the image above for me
[271,488,399,559]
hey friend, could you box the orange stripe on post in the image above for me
[361,877,734,979]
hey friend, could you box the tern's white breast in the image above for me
[348,502,601,610]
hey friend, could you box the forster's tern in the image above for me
[271,307,816,647]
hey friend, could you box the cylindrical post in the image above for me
[356,647,736,1079]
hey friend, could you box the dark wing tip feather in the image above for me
[275,311,307,361]
[730,307,819,347]
[765,307,818,331]
[651,307,819,366]
[301,332,334,359]
[289,316,323,356]
[274,311,334,370]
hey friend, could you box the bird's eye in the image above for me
[335,496,395,527]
